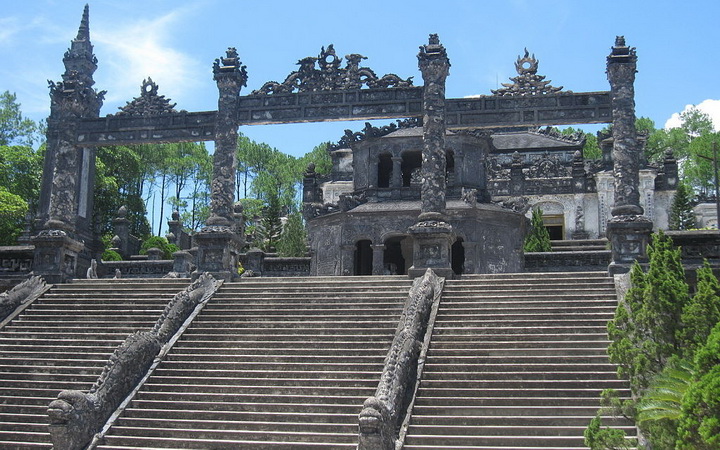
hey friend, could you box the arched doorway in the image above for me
[354,240,373,275]
[451,237,465,275]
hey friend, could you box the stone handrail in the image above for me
[358,268,444,450]
[47,273,222,450]
[0,275,50,326]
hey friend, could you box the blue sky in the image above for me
[1,0,719,157]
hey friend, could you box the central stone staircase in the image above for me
[0,278,192,449]
[96,276,411,449]
[403,271,635,449]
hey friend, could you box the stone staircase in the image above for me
[551,239,609,252]
[0,278,192,449]
[403,271,635,449]
[96,276,411,449]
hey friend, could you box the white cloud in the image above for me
[93,7,203,112]
[665,99,720,132]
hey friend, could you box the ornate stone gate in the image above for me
[33,5,648,281]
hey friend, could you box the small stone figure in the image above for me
[86,259,98,279]
[113,269,121,279]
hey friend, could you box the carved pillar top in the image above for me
[417,34,451,221]
[206,48,247,228]
[607,36,642,216]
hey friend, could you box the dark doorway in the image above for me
[354,240,373,275]
[383,236,406,275]
[377,153,392,188]
[451,238,465,275]
[543,214,564,240]
[401,151,422,187]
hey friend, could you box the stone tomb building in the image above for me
[303,122,677,277]
[303,122,526,277]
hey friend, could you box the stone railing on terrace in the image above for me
[47,273,222,450]
[358,268,444,450]
[240,249,310,277]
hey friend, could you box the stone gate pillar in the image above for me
[605,36,652,274]
[193,48,247,281]
[408,34,454,278]
[33,5,104,283]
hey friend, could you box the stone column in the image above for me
[371,244,386,275]
[391,157,403,188]
[408,34,454,278]
[193,48,247,281]
[605,36,652,274]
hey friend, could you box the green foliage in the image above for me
[584,414,634,450]
[255,192,283,252]
[101,249,122,261]
[139,236,179,259]
[638,360,694,424]
[523,208,552,252]
[300,142,333,175]
[0,187,27,245]
[677,322,720,449]
[685,132,720,197]
[678,262,720,356]
[641,231,690,362]
[560,126,602,159]
[0,91,40,147]
[669,182,697,230]
[276,212,307,257]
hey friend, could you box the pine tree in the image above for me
[276,212,308,257]
[256,193,283,252]
[678,261,720,356]
[669,182,696,230]
[523,208,552,252]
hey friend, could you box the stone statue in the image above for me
[86,259,98,279]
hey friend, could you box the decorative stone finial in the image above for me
[608,35,636,64]
[213,47,248,87]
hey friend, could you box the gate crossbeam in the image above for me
[73,90,612,145]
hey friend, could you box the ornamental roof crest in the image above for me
[252,45,414,95]
[329,118,422,151]
[492,49,566,96]
[115,78,179,116]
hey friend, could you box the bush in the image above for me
[101,249,122,261]
[139,236,179,259]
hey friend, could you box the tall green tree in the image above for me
[669,182,697,230]
[0,91,39,147]
[276,212,308,257]
[0,187,27,245]
[523,208,552,252]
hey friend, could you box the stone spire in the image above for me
[62,4,97,88]
[605,36,652,274]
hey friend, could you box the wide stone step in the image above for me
[106,425,357,444]
[422,370,620,381]
[414,396,608,407]
[165,353,386,363]
[116,417,357,434]
[122,407,358,424]
[428,339,610,349]
[403,433,589,447]
[424,355,612,365]
[98,435,356,449]
[147,376,378,388]
[170,347,390,356]
[0,430,49,444]
[159,360,384,372]
[419,379,629,390]
[142,383,375,396]
[407,423,635,437]
[126,399,366,414]
[416,387,630,398]
[410,414,631,427]
[428,347,609,356]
